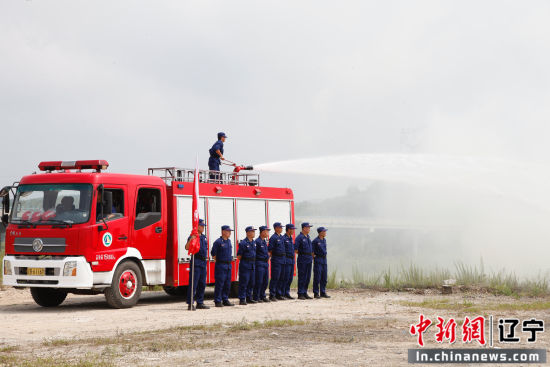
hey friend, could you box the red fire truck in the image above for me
[0,160,294,308]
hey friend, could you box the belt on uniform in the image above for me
[256,257,269,262]
[273,253,285,257]
[216,260,231,264]
[242,257,256,262]
[315,255,326,259]
[193,255,206,261]
[286,255,294,259]
[298,252,312,256]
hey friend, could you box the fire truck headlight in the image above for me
[3,259,12,276]
[63,261,77,277]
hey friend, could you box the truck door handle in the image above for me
[155,227,163,233]
[118,235,128,240]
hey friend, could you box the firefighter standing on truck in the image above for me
[185,219,210,310]
[208,132,226,181]
[211,225,235,307]
[312,227,331,299]
[237,226,257,305]
[253,226,271,303]
[282,224,296,299]
[268,222,286,301]
[295,222,313,300]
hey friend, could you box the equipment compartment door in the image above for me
[176,196,206,262]
[207,198,236,259]
[267,200,292,227]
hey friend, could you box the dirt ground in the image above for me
[0,287,549,366]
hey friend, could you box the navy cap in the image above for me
[286,223,296,230]
[259,225,271,232]
[218,132,227,139]
[317,227,328,233]
[221,225,234,231]
[273,222,283,228]
[301,222,313,228]
[198,219,206,226]
[245,226,257,232]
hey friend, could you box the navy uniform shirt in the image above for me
[295,232,313,263]
[237,237,257,269]
[312,236,327,265]
[187,234,208,265]
[268,233,286,264]
[283,234,295,265]
[255,237,269,262]
[211,237,233,263]
[209,140,224,163]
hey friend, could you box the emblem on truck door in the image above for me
[32,238,44,252]
[102,232,113,247]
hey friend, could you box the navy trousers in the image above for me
[186,262,207,304]
[269,261,284,297]
[238,262,255,300]
[297,261,312,295]
[208,158,220,181]
[253,262,269,300]
[214,263,232,303]
[284,263,294,296]
[313,262,327,295]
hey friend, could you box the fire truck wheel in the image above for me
[163,285,188,297]
[229,281,239,298]
[104,261,143,309]
[30,288,68,307]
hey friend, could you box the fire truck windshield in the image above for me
[11,184,93,225]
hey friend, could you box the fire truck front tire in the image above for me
[30,288,68,307]
[104,261,143,309]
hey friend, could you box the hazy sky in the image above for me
[2,1,550,200]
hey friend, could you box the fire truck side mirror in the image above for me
[1,214,8,226]
[1,194,10,223]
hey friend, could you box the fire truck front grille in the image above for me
[16,279,59,285]
[13,238,66,253]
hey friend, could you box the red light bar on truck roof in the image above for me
[38,160,109,172]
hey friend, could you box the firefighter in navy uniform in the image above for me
[282,224,296,299]
[253,226,271,302]
[211,225,235,307]
[185,219,210,309]
[312,227,330,299]
[268,222,286,301]
[237,226,257,305]
[295,222,313,300]
[208,132,226,181]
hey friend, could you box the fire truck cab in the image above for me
[1,160,294,308]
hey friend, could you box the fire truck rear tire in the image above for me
[163,285,187,297]
[104,261,143,309]
[230,281,239,298]
[30,288,68,307]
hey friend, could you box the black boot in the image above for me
[215,302,223,307]
[196,303,210,309]
[262,297,271,302]
[314,294,320,299]
[269,296,278,302]
[276,295,285,300]
[247,298,258,304]
[298,294,306,300]
[285,294,295,300]
[304,293,312,299]
[239,299,247,305]
[321,293,331,298]
[223,300,234,306]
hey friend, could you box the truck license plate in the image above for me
[27,267,45,276]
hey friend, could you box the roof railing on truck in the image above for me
[147,167,260,187]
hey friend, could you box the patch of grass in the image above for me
[329,259,550,297]
[326,269,338,289]
[228,318,306,332]
[43,338,74,347]
[18,356,114,367]
[400,298,550,313]
[0,345,19,353]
